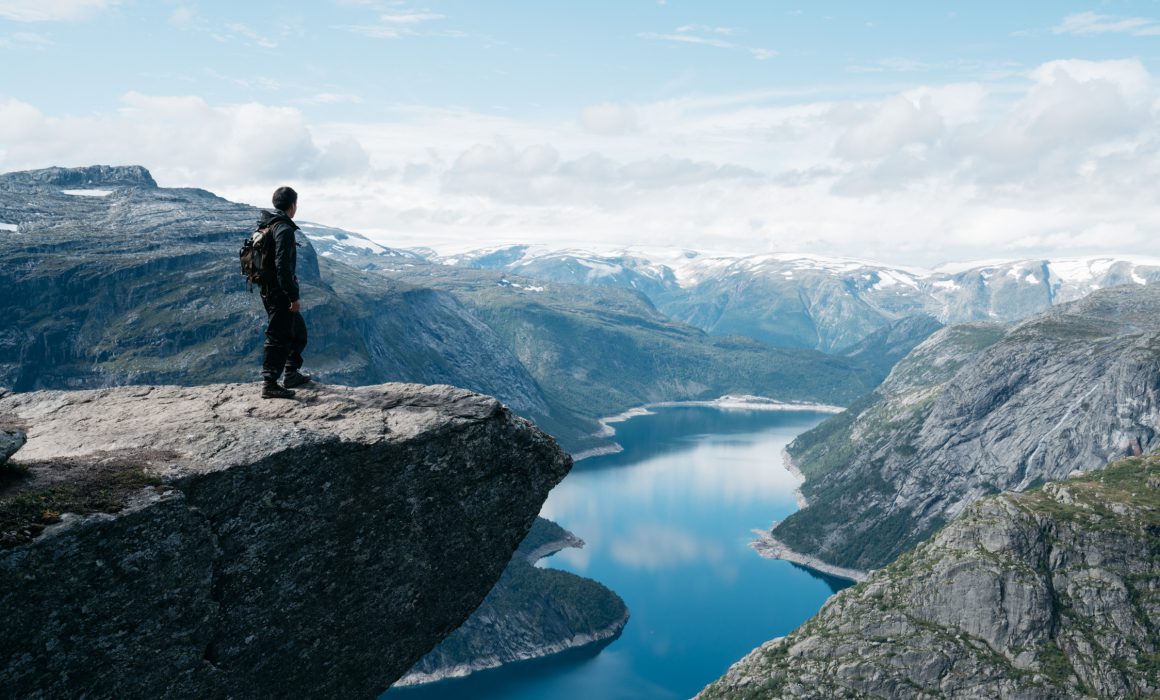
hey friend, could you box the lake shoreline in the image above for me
[781,448,809,509]
[749,449,869,582]
[575,395,845,462]
[393,535,629,689]
[750,531,869,583]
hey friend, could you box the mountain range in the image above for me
[425,243,1160,353]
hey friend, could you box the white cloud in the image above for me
[378,11,444,24]
[640,31,733,50]
[834,95,944,160]
[580,102,639,135]
[0,31,51,49]
[5,58,1160,267]
[337,3,449,39]
[438,140,758,203]
[169,6,194,26]
[1053,11,1160,36]
[0,0,116,22]
[848,57,931,73]
[675,24,734,35]
[298,92,365,106]
[0,93,371,187]
[1029,58,1151,98]
[640,26,778,60]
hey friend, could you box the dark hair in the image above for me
[272,186,298,212]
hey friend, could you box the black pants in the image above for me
[261,292,308,382]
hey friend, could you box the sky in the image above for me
[3,1,1160,265]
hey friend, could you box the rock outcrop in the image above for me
[397,517,629,686]
[699,455,1160,700]
[0,382,571,699]
[773,284,1160,571]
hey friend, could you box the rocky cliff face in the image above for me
[0,382,571,699]
[397,517,629,686]
[699,455,1160,700]
[774,284,1160,571]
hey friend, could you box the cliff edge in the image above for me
[0,382,571,699]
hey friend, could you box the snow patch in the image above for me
[575,258,624,277]
[1050,258,1112,287]
[871,270,920,291]
[61,189,113,197]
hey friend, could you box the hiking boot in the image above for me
[261,382,296,400]
[283,370,312,388]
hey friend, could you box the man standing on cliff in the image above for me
[257,186,310,399]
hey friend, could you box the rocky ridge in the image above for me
[698,455,1160,700]
[772,284,1160,571]
[0,382,571,699]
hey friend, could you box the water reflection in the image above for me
[387,406,850,700]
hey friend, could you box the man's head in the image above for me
[272,186,298,218]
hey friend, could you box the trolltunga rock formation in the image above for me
[0,382,571,699]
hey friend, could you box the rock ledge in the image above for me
[0,382,571,699]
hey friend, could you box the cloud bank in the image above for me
[2,58,1159,265]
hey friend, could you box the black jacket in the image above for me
[257,210,300,302]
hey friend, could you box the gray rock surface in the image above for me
[775,284,1160,570]
[0,382,571,699]
[699,456,1160,700]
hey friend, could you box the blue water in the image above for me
[387,406,850,700]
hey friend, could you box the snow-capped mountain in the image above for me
[438,244,679,298]
[298,222,427,271]
[436,245,1160,352]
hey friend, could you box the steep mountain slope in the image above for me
[0,382,572,698]
[772,284,1160,571]
[441,245,1160,352]
[840,314,945,382]
[699,455,1160,700]
[397,517,628,686]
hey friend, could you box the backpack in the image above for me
[239,223,277,292]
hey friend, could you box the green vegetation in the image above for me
[786,392,877,480]
[517,516,570,555]
[0,454,163,548]
[406,517,628,679]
